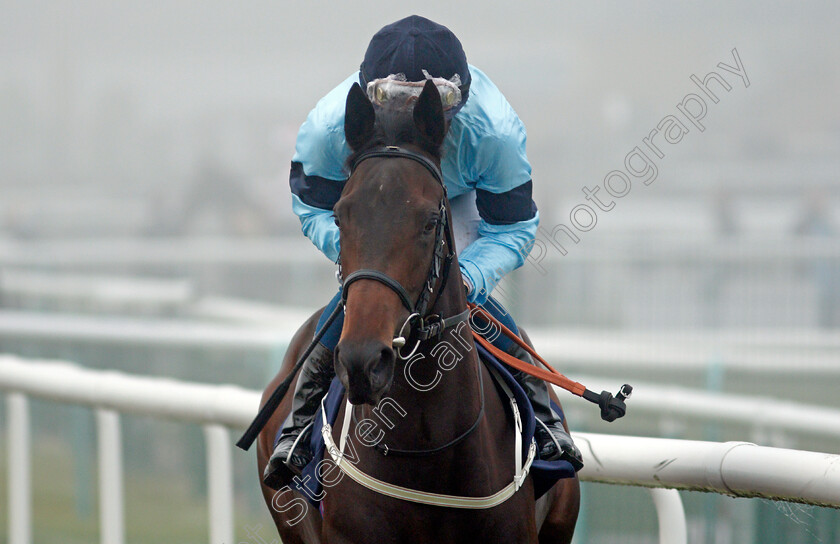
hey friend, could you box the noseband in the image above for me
[339,146,468,357]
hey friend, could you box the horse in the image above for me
[255,80,580,543]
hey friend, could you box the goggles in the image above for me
[366,71,463,111]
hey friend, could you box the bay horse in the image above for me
[256,80,580,543]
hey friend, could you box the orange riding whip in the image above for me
[468,304,632,422]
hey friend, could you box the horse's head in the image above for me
[334,80,455,405]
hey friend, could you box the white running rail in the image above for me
[553,376,840,440]
[1,356,257,544]
[2,356,840,544]
[2,309,838,375]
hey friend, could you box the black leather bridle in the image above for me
[339,145,469,357]
[340,145,484,457]
[237,144,630,453]
[237,147,472,453]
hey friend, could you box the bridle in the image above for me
[238,146,630,472]
[235,145,473,454]
[338,145,483,460]
[339,145,470,359]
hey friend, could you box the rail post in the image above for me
[8,393,32,544]
[649,488,687,544]
[96,409,125,544]
[204,424,234,544]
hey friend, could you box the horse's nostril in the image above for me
[336,340,395,404]
[367,346,395,397]
[380,347,395,366]
[373,346,395,371]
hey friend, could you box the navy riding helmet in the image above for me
[359,15,472,118]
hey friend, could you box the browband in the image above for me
[350,146,444,189]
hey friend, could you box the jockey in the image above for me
[265,15,582,489]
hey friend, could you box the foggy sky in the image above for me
[2,1,839,234]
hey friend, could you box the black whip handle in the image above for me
[235,302,344,451]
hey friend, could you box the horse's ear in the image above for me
[414,79,446,149]
[345,83,376,151]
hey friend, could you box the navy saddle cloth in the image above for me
[292,342,577,507]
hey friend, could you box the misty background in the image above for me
[3,1,840,328]
[1,2,839,543]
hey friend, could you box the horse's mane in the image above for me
[345,104,445,171]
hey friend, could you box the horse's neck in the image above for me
[388,339,479,444]
[342,253,518,500]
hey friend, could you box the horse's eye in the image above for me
[423,218,439,233]
[334,216,340,228]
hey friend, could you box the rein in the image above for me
[320,146,536,508]
[236,145,631,460]
[469,304,633,423]
[236,145,466,453]
[344,145,484,458]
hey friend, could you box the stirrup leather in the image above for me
[283,422,314,466]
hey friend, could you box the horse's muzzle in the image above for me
[334,339,396,405]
